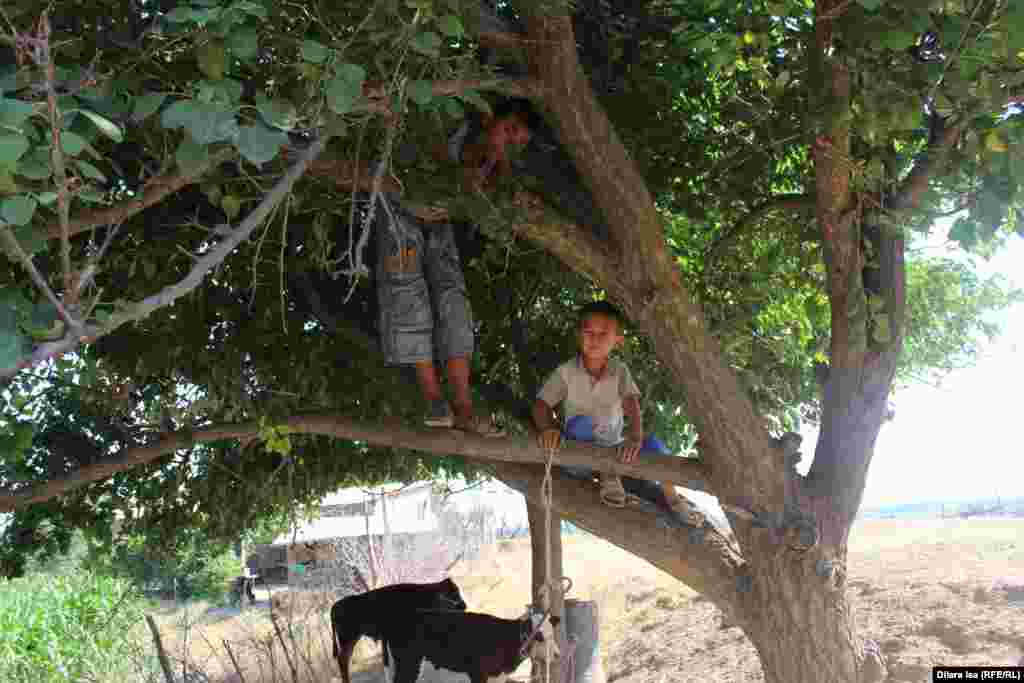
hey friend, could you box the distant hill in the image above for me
[860,496,1024,520]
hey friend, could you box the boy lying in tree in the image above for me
[374,98,539,436]
[532,301,705,525]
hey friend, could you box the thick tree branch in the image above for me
[507,191,619,288]
[492,461,746,610]
[2,137,329,382]
[0,413,709,512]
[520,14,783,511]
[890,115,962,211]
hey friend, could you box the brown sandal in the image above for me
[599,475,627,508]
[453,414,506,438]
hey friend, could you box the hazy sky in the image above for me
[845,230,1023,506]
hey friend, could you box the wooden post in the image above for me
[527,499,565,683]
[564,600,606,683]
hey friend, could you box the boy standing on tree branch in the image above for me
[375,99,539,436]
[532,301,705,525]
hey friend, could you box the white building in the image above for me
[273,481,441,544]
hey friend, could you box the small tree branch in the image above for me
[707,194,815,261]
[35,13,75,296]
[0,227,75,327]
[0,413,709,512]
[358,77,539,118]
[2,137,330,382]
[43,148,237,241]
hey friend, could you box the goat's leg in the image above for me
[390,653,422,683]
[335,638,356,683]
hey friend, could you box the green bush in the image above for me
[0,570,152,682]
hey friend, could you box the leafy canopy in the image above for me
[0,0,1021,563]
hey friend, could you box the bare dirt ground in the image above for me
[156,517,1024,683]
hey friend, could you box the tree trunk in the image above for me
[742,553,861,683]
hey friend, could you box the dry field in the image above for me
[154,517,1024,683]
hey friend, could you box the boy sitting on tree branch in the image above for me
[533,301,706,525]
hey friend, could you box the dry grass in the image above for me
[152,518,1024,683]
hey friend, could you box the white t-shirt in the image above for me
[536,355,641,447]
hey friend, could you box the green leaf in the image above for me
[326,76,360,115]
[949,217,977,250]
[235,1,269,18]
[0,195,38,226]
[255,95,298,131]
[456,89,492,116]
[856,0,882,10]
[221,194,242,221]
[0,170,15,193]
[0,98,36,131]
[336,63,366,89]
[301,40,329,64]
[226,26,260,60]
[198,79,244,105]
[442,97,465,118]
[0,288,29,313]
[236,123,287,164]
[164,102,238,144]
[176,135,210,175]
[25,300,61,340]
[0,134,29,164]
[196,41,228,80]
[410,31,442,57]
[438,15,464,38]
[76,160,108,182]
[15,149,51,180]
[0,325,27,369]
[77,109,124,143]
[161,100,195,130]
[35,191,57,206]
[880,30,916,51]
[407,80,434,107]
[10,225,47,255]
[164,7,193,22]
[131,93,167,122]
[60,131,89,156]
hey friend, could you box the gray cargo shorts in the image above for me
[375,196,474,366]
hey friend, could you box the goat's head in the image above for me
[437,577,468,611]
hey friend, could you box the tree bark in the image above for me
[0,414,707,512]
[743,557,863,683]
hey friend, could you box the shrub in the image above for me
[0,570,152,682]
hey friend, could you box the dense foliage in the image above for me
[0,0,1021,572]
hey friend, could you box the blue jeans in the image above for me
[558,416,673,495]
